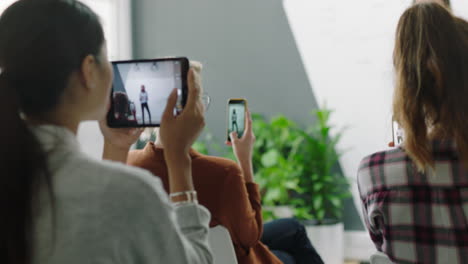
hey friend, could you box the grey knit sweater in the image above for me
[31,125,213,264]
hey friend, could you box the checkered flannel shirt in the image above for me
[358,140,468,264]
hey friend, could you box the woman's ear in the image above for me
[80,54,98,91]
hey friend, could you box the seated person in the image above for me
[112,91,138,125]
[128,109,323,264]
[358,3,468,264]
[0,0,212,262]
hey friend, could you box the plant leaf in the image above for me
[313,195,323,210]
[313,183,324,192]
[264,188,282,204]
[316,209,326,221]
[330,197,342,208]
[261,149,280,168]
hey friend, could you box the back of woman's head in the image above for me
[0,1,104,263]
[393,2,468,171]
[114,92,130,118]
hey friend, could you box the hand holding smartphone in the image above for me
[225,101,255,182]
[227,99,247,141]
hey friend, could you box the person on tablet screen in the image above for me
[140,85,151,124]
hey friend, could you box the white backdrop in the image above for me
[119,62,176,124]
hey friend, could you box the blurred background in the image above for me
[2,0,466,263]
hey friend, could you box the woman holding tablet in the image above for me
[0,1,212,264]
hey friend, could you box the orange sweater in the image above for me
[128,142,282,264]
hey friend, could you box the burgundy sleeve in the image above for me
[218,164,264,250]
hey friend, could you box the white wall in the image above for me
[452,0,468,20]
[284,0,468,213]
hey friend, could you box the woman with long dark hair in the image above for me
[0,0,212,263]
[358,3,468,263]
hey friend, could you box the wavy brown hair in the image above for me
[393,3,468,171]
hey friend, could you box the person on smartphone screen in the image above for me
[232,108,239,134]
[0,1,213,263]
[140,85,151,123]
[128,109,324,264]
[396,127,404,144]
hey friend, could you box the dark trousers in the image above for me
[261,218,324,264]
[141,103,151,124]
[232,121,238,134]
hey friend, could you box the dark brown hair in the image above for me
[0,0,104,263]
[393,3,468,171]
[114,92,131,119]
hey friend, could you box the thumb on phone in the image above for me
[162,89,178,121]
[229,131,239,143]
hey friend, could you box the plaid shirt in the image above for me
[358,140,468,264]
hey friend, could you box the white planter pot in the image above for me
[263,206,295,219]
[272,206,294,219]
[305,222,344,264]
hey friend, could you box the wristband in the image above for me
[169,190,198,204]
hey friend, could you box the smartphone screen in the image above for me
[227,99,246,141]
[392,121,405,146]
[107,57,189,127]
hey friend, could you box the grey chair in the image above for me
[370,252,393,264]
[208,226,238,264]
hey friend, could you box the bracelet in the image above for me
[172,200,198,207]
[169,190,198,204]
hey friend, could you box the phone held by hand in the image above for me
[107,57,189,128]
[227,98,247,142]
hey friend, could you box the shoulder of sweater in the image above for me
[70,153,167,201]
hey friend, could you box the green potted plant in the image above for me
[249,110,350,263]
[250,114,305,220]
[291,108,350,264]
[292,109,350,220]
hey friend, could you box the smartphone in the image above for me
[227,99,247,141]
[107,57,189,127]
[392,120,404,146]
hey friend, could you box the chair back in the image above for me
[370,252,393,264]
[208,225,238,264]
